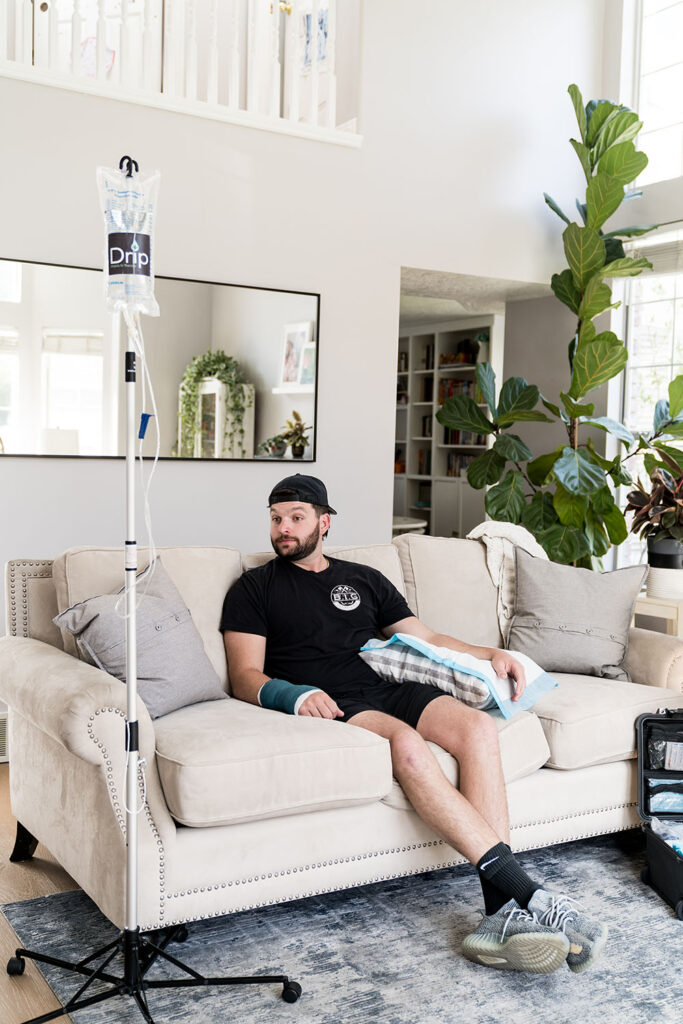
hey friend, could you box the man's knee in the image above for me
[389,724,430,774]
[466,707,500,751]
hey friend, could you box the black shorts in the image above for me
[335,680,446,729]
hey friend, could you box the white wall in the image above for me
[0,0,609,629]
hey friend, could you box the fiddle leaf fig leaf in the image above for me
[536,524,591,564]
[436,395,494,434]
[578,416,634,445]
[484,470,527,524]
[577,319,597,348]
[601,504,628,545]
[669,375,683,420]
[568,83,587,142]
[475,362,497,417]
[540,394,561,418]
[553,484,588,527]
[591,486,616,515]
[560,392,595,418]
[652,442,683,473]
[577,276,618,320]
[597,140,648,184]
[593,110,641,160]
[569,338,628,398]
[551,269,581,313]
[497,378,541,425]
[543,192,571,225]
[654,398,671,434]
[553,446,606,495]
[602,224,658,238]
[603,237,626,262]
[571,139,592,182]
[522,492,558,533]
[585,507,611,556]
[563,223,606,290]
[466,450,507,490]
[586,99,618,146]
[493,433,533,463]
[659,422,683,439]
[586,172,624,230]
[527,449,562,486]
[600,256,652,278]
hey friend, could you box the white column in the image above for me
[142,0,155,90]
[227,0,240,108]
[96,0,107,80]
[47,0,58,70]
[325,0,336,128]
[284,0,300,123]
[185,0,197,100]
[270,0,281,118]
[206,0,218,104]
[120,0,132,87]
[309,0,320,125]
[71,0,82,74]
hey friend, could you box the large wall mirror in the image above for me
[0,258,319,460]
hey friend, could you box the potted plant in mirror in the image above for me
[283,410,312,458]
[258,434,288,458]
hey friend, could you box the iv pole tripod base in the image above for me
[8,924,302,1024]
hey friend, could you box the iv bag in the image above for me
[96,164,160,316]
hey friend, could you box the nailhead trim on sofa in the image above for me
[6,559,54,637]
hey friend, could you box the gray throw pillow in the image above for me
[507,548,647,680]
[54,558,227,719]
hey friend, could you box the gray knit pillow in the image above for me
[54,558,227,719]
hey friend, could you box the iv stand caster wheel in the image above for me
[675,900,683,921]
[282,980,302,1003]
[7,956,26,976]
[640,866,650,886]
[173,925,189,943]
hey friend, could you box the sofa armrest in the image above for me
[625,627,683,693]
[0,635,156,764]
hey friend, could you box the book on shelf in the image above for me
[421,377,434,402]
[421,414,433,438]
[446,452,477,477]
[417,448,432,476]
[420,343,435,371]
[437,378,483,404]
[442,427,487,445]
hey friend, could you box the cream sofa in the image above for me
[1,535,682,933]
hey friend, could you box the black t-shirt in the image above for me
[219,556,413,696]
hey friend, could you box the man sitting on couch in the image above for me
[221,474,607,976]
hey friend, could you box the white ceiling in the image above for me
[400,267,551,327]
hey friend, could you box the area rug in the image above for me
[3,833,682,1024]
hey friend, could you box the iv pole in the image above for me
[6,156,301,1024]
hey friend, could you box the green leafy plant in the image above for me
[258,433,289,456]
[624,374,683,542]
[176,350,253,458]
[282,409,312,452]
[437,84,655,566]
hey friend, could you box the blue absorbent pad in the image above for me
[361,634,557,719]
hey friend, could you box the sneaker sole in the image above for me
[567,924,608,974]
[462,931,570,974]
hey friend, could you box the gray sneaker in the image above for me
[528,889,608,973]
[462,899,571,973]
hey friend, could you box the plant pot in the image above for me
[271,441,287,457]
[646,536,683,598]
[291,443,306,459]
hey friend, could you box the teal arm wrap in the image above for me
[258,678,321,715]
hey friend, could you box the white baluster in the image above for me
[185,0,197,100]
[71,0,82,74]
[325,0,336,128]
[309,0,319,125]
[96,0,107,80]
[142,0,155,91]
[206,0,218,104]
[246,0,257,112]
[47,0,58,70]
[227,0,239,108]
[120,0,131,86]
[270,0,281,118]
[21,0,32,65]
[163,0,176,96]
[285,0,300,123]
[0,0,8,62]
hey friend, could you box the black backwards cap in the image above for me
[267,474,337,515]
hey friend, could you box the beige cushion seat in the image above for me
[532,675,683,770]
[383,710,550,810]
[154,698,394,827]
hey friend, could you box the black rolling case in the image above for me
[636,709,683,920]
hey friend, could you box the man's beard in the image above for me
[271,521,321,562]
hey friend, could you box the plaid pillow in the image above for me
[359,640,494,710]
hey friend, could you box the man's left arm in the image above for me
[382,616,527,702]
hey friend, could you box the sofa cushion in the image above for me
[532,674,683,770]
[392,535,503,646]
[508,549,647,680]
[243,544,407,598]
[53,559,226,720]
[382,711,550,811]
[154,698,393,827]
[52,546,243,685]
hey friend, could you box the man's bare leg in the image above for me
[416,695,510,844]
[346,709,502,864]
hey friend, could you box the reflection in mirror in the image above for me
[0,258,319,460]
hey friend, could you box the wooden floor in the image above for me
[0,763,78,1024]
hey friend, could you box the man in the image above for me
[221,474,607,975]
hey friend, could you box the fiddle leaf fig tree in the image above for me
[436,84,656,566]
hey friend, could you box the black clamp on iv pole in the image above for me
[6,156,301,1024]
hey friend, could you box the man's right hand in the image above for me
[298,691,344,719]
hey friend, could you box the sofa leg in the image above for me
[9,822,38,863]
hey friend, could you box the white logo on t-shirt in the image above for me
[330,585,361,611]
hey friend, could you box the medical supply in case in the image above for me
[636,710,683,919]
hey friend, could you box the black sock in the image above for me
[477,872,509,916]
[476,842,539,912]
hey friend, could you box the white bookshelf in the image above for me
[393,314,505,537]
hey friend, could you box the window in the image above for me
[41,333,104,457]
[0,262,22,303]
[617,227,683,564]
[637,1,683,185]
[0,331,19,453]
